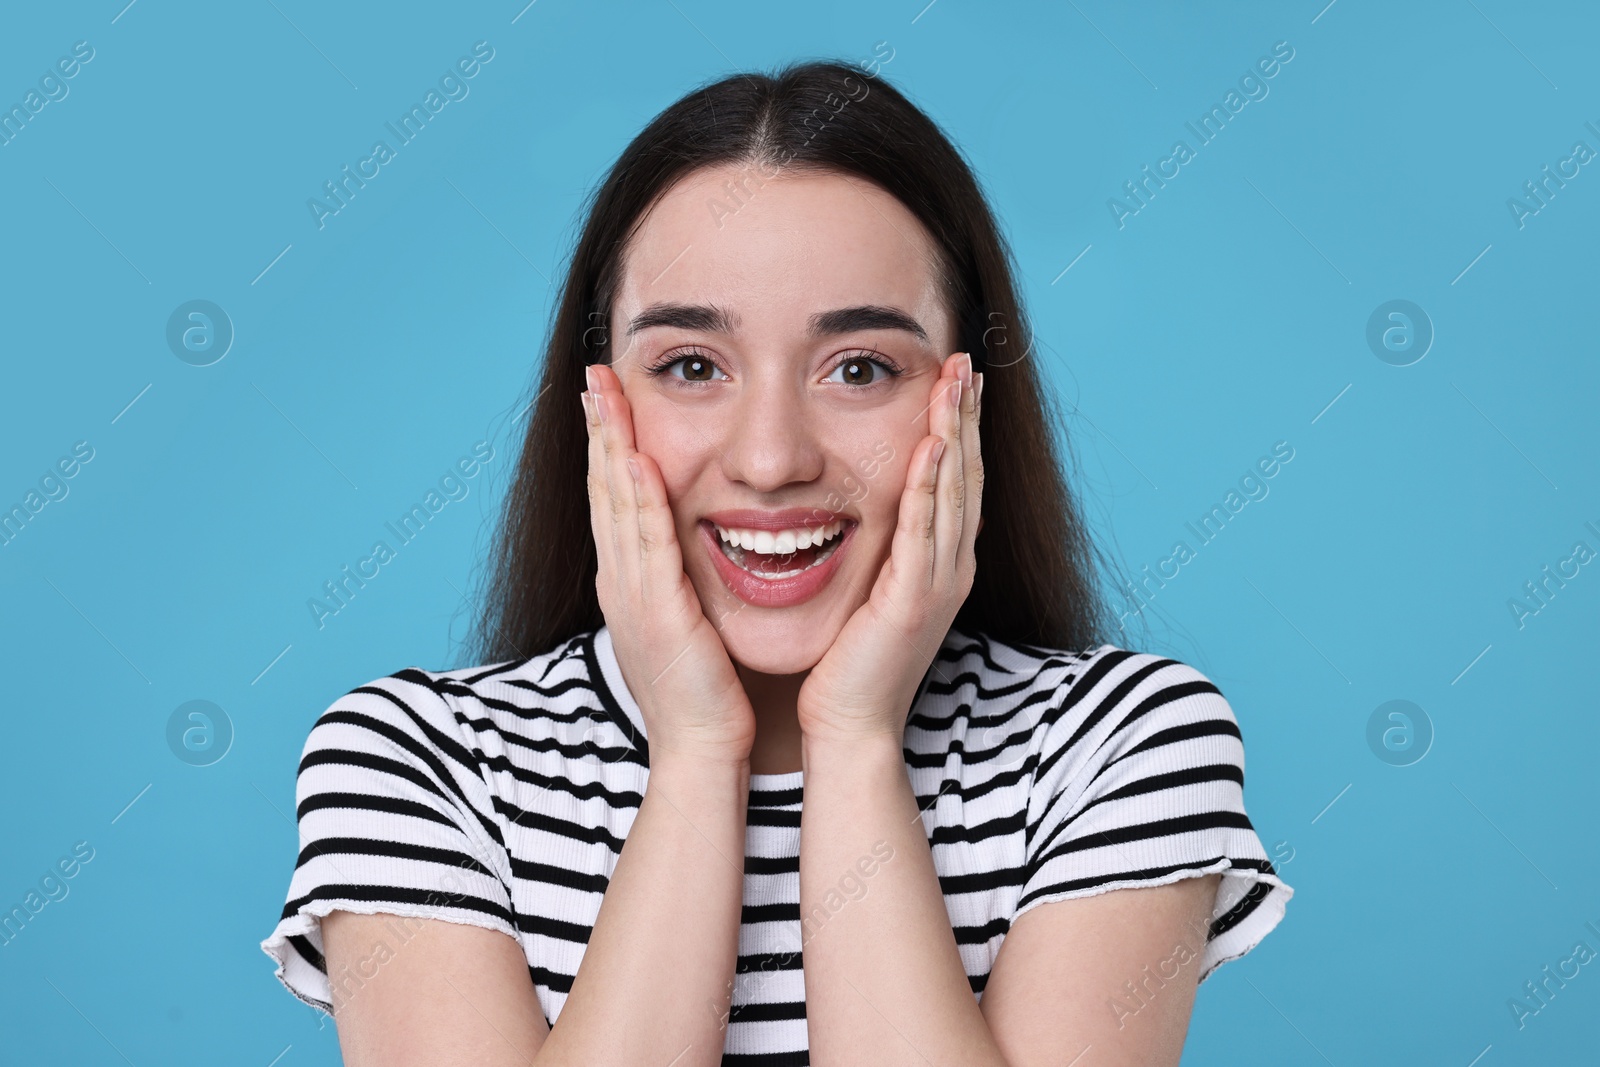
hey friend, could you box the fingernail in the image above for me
[931,439,946,467]
[627,457,641,483]
[581,391,595,426]
[956,352,973,387]
[975,372,984,411]
[585,365,598,392]
[950,378,963,408]
[595,392,609,424]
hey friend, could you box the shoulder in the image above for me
[991,638,1293,981]
[1025,642,1244,794]
[930,626,1236,719]
[927,629,1244,788]
[928,627,1097,683]
[1005,639,1258,864]
[297,632,597,785]
[1037,643,1240,761]
[916,628,1099,735]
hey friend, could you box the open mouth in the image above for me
[710,518,851,579]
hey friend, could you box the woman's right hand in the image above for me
[583,362,756,767]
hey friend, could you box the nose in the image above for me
[717,374,826,494]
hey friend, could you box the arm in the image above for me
[323,752,751,1067]
[797,732,1219,1067]
[798,732,1005,1065]
[980,872,1220,1066]
[322,910,548,1064]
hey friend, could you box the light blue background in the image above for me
[2,1,1596,1064]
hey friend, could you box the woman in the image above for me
[262,57,1292,1066]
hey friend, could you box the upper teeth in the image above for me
[713,519,845,554]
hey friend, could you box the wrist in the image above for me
[648,745,751,791]
[796,697,907,748]
[799,726,904,771]
[646,720,755,772]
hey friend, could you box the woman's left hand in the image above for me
[796,351,985,745]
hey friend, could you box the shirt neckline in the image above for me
[589,622,962,777]
[750,769,805,788]
[588,625,648,762]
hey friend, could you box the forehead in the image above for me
[613,163,948,336]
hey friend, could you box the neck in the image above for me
[735,661,807,775]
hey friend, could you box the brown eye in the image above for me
[827,354,897,386]
[839,359,875,385]
[649,351,724,383]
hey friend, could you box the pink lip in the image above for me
[703,506,851,531]
[700,517,857,609]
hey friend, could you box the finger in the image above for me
[582,374,618,601]
[898,360,957,596]
[591,364,645,600]
[933,361,966,580]
[956,365,984,580]
[626,447,689,614]
[887,428,944,601]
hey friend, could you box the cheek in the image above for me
[629,397,703,507]
[830,423,918,523]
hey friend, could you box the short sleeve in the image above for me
[1014,651,1293,984]
[260,669,518,1012]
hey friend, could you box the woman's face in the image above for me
[608,162,960,676]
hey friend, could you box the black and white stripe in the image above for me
[262,625,1293,1063]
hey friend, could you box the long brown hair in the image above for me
[468,58,1121,666]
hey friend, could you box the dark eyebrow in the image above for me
[625,302,928,343]
[808,305,928,343]
[626,302,738,336]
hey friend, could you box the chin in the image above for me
[717,610,840,676]
[684,514,878,676]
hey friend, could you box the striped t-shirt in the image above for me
[262,624,1292,1062]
